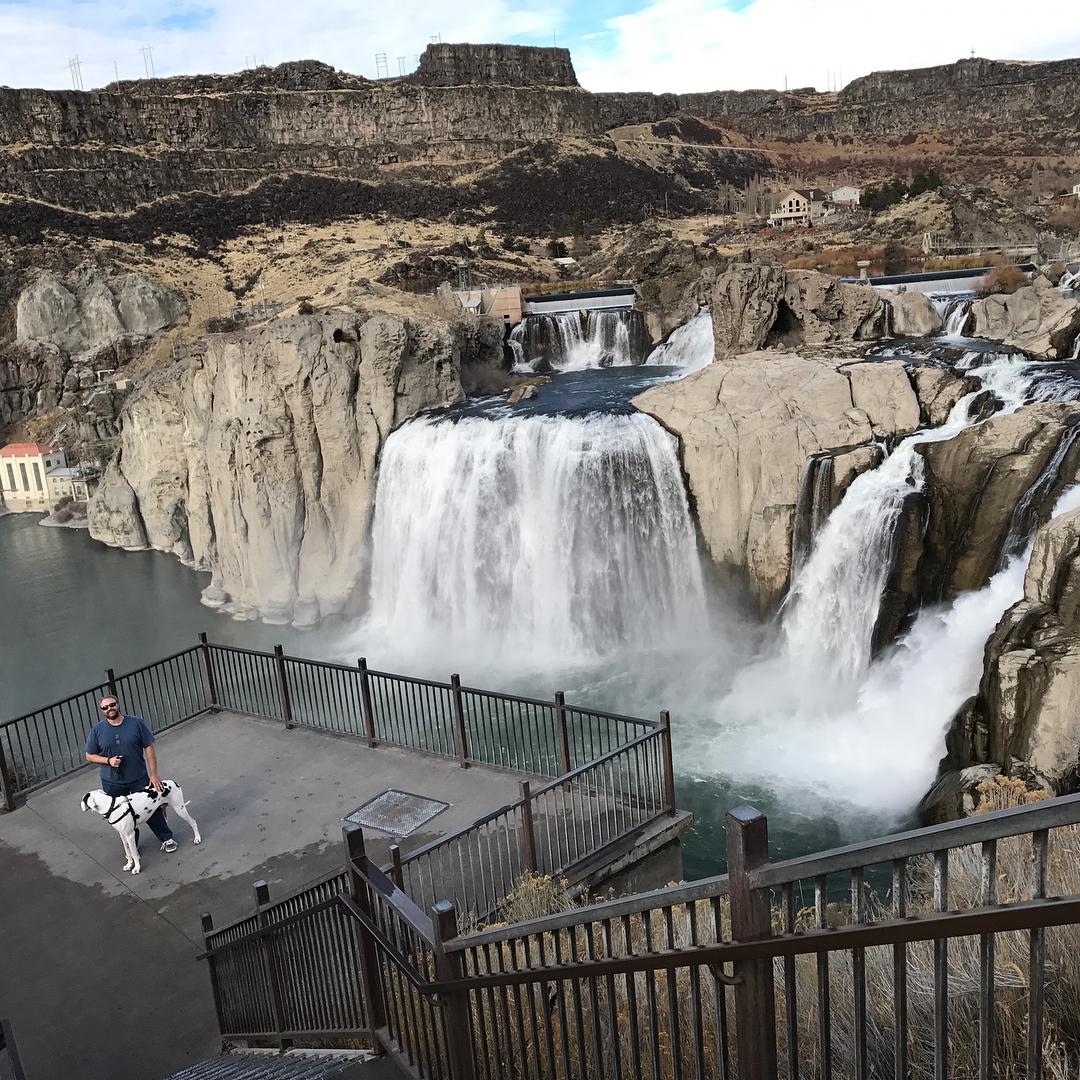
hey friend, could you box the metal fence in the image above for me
[200,794,1080,1080]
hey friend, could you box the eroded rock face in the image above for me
[632,350,917,610]
[889,290,944,337]
[964,506,1080,788]
[88,307,501,624]
[0,341,67,427]
[709,264,885,356]
[969,286,1080,359]
[16,266,185,357]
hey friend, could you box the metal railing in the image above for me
[0,635,660,808]
[201,794,1080,1079]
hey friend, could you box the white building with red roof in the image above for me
[0,443,67,512]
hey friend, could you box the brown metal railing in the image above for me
[201,795,1080,1079]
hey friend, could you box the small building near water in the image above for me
[46,465,99,503]
[0,443,66,512]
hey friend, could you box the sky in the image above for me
[2,0,1080,94]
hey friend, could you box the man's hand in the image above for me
[150,773,164,793]
[108,755,122,769]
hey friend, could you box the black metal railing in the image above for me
[202,794,1080,1080]
[0,1019,27,1080]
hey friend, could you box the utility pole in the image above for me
[375,53,388,79]
[67,56,84,90]
[113,58,120,87]
[397,56,406,76]
[141,43,155,78]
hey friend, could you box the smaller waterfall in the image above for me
[791,453,835,574]
[782,350,1042,684]
[942,298,973,337]
[509,309,647,372]
[645,309,715,371]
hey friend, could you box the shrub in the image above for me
[979,264,1029,295]
[297,300,314,315]
[546,237,569,259]
[53,506,73,523]
[205,315,243,334]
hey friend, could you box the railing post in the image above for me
[519,781,538,872]
[660,710,677,816]
[450,674,469,767]
[343,823,387,1037]
[200,912,228,1036]
[726,805,778,1080]
[555,691,571,774]
[389,843,403,889]
[273,644,294,729]
[198,632,219,710]
[0,735,16,812]
[431,901,477,1080]
[105,668,117,697]
[358,658,377,747]
[253,879,289,1049]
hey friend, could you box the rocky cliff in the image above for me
[2,45,1078,217]
[87,303,503,624]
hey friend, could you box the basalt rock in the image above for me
[16,265,185,357]
[889,290,944,337]
[88,305,503,624]
[633,349,917,610]
[709,264,886,356]
[969,286,1080,359]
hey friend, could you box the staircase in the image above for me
[162,1050,404,1079]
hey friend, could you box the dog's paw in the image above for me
[194,836,202,845]
[123,861,133,871]
[130,865,141,875]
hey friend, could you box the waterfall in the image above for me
[508,310,646,372]
[363,412,709,666]
[781,351,1041,684]
[942,298,973,337]
[996,418,1080,568]
[645,308,715,371]
[791,452,835,574]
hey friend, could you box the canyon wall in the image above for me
[2,46,1079,213]
[87,304,504,624]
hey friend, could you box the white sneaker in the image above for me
[161,839,178,853]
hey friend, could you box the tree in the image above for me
[546,236,568,259]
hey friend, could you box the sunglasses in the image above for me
[100,703,118,711]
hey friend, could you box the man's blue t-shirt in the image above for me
[85,714,155,785]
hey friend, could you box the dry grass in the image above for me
[458,778,1080,1079]
[979,263,1029,295]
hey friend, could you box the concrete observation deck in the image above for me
[0,710,528,1080]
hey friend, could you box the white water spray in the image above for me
[509,310,639,372]
[361,412,710,670]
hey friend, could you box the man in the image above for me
[84,696,178,853]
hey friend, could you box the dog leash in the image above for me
[104,794,137,828]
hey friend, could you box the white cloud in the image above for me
[573,0,1080,93]
[0,0,568,88]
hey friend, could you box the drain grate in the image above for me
[343,789,450,837]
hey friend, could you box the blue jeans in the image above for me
[102,776,173,844]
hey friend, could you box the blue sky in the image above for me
[2,0,1079,92]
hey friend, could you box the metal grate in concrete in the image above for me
[343,789,450,837]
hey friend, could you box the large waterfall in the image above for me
[363,412,709,669]
[509,309,648,372]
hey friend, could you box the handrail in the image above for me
[337,893,430,990]
[448,871,732,951]
[0,1018,27,1080]
[429,895,1080,994]
[751,789,1080,888]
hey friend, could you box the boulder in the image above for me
[889,291,944,337]
[969,285,1080,358]
[910,364,974,426]
[88,307,500,625]
[709,264,886,356]
[16,265,185,357]
[632,349,915,610]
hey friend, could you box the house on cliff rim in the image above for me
[768,188,831,227]
[829,184,863,206]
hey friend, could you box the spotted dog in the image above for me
[81,780,201,874]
